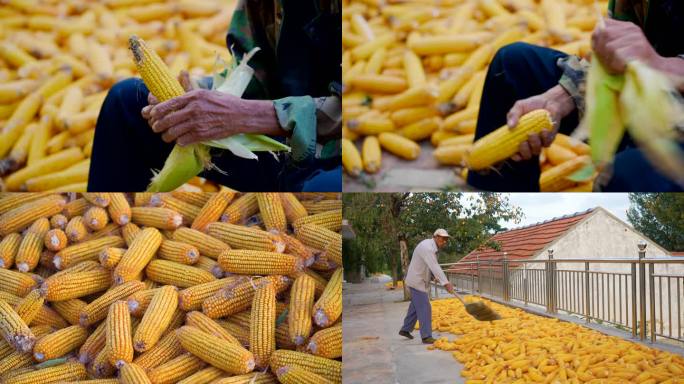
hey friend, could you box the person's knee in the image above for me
[490,42,539,74]
[106,78,148,107]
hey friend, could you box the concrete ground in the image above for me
[342,280,466,384]
[343,141,470,192]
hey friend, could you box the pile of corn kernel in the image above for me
[427,297,684,383]
[342,0,602,191]
[0,0,236,191]
[0,192,342,383]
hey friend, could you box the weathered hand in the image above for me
[506,85,575,161]
[141,70,191,128]
[592,18,660,75]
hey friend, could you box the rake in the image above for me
[452,291,501,321]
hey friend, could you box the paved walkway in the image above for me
[342,280,466,384]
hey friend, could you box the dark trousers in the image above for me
[467,42,683,192]
[400,287,432,339]
[87,78,341,192]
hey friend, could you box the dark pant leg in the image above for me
[467,42,579,192]
[602,144,684,191]
[400,298,418,334]
[88,78,173,192]
[411,288,433,339]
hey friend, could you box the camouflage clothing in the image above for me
[227,0,341,163]
[557,0,684,117]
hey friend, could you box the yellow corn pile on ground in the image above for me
[0,192,342,383]
[342,0,603,191]
[426,297,684,383]
[0,0,236,192]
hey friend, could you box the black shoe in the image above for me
[398,330,414,339]
[422,337,436,344]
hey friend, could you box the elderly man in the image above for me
[399,229,455,344]
[88,0,341,192]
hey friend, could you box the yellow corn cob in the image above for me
[0,195,66,236]
[289,275,315,346]
[467,109,553,170]
[49,214,68,230]
[83,206,109,231]
[146,353,206,384]
[0,80,38,104]
[215,320,249,347]
[133,285,178,352]
[167,192,210,207]
[375,86,437,113]
[378,132,421,160]
[64,216,87,243]
[158,240,199,265]
[114,227,162,284]
[391,107,439,128]
[279,233,315,267]
[185,311,241,346]
[0,299,35,353]
[176,326,255,374]
[342,138,363,177]
[434,144,471,166]
[81,194,108,208]
[87,39,113,83]
[119,362,152,384]
[158,195,200,225]
[61,380,119,384]
[129,35,184,102]
[275,365,333,384]
[553,133,591,155]
[4,147,85,191]
[202,276,291,319]
[296,224,342,265]
[133,331,183,370]
[0,194,53,215]
[191,189,235,231]
[14,217,49,272]
[126,289,158,318]
[206,222,285,253]
[0,43,35,68]
[299,200,341,216]
[4,361,87,384]
[80,280,145,326]
[307,325,341,359]
[91,346,115,378]
[106,300,133,368]
[176,366,224,384]
[363,47,385,75]
[361,136,381,174]
[121,223,141,246]
[99,247,124,269]
[25,115,51,168]
[0,292,64,329]
[279,194,308,225]
[62,198,88,218]
[44,228,67,252]
[130,207,182,230]
[53,236,125,270]
[13,290,43,326]
[0,92,42,160]
[39,268,111,301]
[220,193,258,224]
[546,143,578,165]
[178,277,239,312]
[438,134,475,148]
[106,193,131,225]
[32,324,88,361]
[250,283,275,368]
[312,268,342,328]
[269,350,341,383]
[132,193,153,207]
[51,298,87,326]
[347,116,395,136]
[257,193,287,233]
[403,50,426,89]
[349,74,407,93]
[195,256,222,277]
[0,233,21,269]
[145,260,216,288]
[293,211,342,233]
[48,260,101,280]
[218,250,301,276]
[172,227,230,260]
[540,155,591,192]
[79,325,109,369]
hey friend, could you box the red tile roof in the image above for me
[447,208,596,274]
[671,252,684,257]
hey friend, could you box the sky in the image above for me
[500,193,631,229]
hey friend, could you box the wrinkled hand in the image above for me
[506,85,575,161]
[445,283,455,295]
[141,70,193,132]
[592,18,660,75]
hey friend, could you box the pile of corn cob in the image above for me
[0,192,343,383]
[0,0,236,192]
[428,297,684,383]
[342,0,603,191]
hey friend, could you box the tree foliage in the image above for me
[342,193,524,276]
[627,193,684,252]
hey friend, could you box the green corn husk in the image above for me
[145,47,290,192]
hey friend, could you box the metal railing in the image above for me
[433,243,684,345]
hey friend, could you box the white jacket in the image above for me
[405,238,449,292]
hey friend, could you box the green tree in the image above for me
[627,193,684,251]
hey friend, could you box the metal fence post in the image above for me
[546,250,554,313]
[638,241,647,341]
[631,259,638,338]
[503,252,509,302]
[477,256,481,294]
[584,261,590,323]
[523,262,528,306]
[648,253,656,343]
